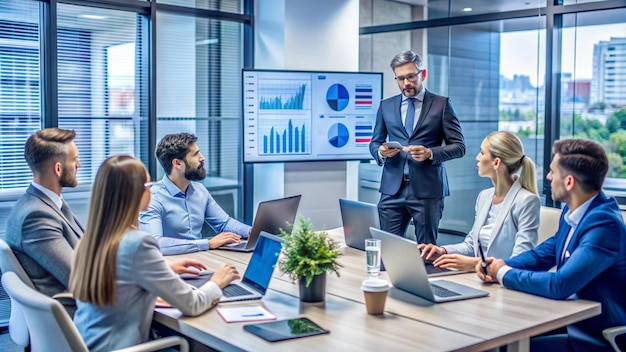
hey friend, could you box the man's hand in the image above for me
[476,257,505,284]
[379,144,401,158]
[418,243,446,261]
[169,258,207,275]
[404,145,432,161]
[209,232,242,249]
[210,263,241,289]
[433,254,479,271]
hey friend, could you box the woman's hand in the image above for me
[433,254,480,271]
[210,263,241,289]
[169,259,207,275]
[417,243,446,261]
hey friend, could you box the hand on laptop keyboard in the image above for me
[209,232,242,249]
[210,263,241,289]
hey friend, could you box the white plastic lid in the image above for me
[361,279,390,292]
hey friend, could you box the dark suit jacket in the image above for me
[2,185,83,297]
[369,90,465,198]
[503,193,626,351]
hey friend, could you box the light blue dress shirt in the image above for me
[139,176,251,255]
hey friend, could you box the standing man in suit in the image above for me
[2,128,83,298]
[478,139,626,352]
[370,50,465,244]
[139,132,251,255]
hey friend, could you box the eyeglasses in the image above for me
[395,70,422,82]
[144,182,155,189]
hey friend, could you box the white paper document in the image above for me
[216,305,276,323]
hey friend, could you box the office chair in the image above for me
[604,326,626,352]
[1,272,189,352]
[0,238,34,348]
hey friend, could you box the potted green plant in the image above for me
[278,216,342,303]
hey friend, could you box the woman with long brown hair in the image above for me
[69,155,239,351]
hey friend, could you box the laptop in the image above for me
[339,198,379,251]
[219,195,301,252]
[370,227,488,303]
[183,231,284,302]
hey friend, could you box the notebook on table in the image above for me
[369,227,488,303]
[183,231,284,302]
[219,195,301,252]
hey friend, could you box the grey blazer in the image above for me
[74,230,222,352]
[2,185,83,297]
[443,180,540,259]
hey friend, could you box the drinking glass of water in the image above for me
[365,239,381,278]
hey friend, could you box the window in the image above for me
[0,0,251,236]
[57,4,148,187]
[156,11,244,218]
[560,8,626,204]
[360,0,626,229]
[0,1,40,191]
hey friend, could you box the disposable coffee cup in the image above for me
[361,279,390,315]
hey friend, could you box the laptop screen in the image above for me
[241,234,283,293]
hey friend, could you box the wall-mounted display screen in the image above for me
[242,69,382,163]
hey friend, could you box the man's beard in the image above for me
[60,164,78,188]
[184,160,206,181]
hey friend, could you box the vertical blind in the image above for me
[57,4,148,184]
[156,11,243,182]
[0,1,40,190]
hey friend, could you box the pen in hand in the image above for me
[477,239,488,275]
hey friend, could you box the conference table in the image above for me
[155,228,601,352]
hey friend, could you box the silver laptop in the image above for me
[339,198,379,251]
[370,227,488,303]
[219,195,301,252]
[183,231,283,302]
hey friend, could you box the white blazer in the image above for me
[443,179,540,259]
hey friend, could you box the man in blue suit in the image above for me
[369,50,465,244]
[479,139,626,352]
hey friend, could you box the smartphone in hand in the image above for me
[383,141,403,149]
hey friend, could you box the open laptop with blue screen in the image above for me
[183,231,283,302]
[370,228,488,303]
[219,195,301,252]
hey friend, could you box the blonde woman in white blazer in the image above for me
[418,131,540,271]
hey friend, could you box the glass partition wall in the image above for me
[0,0,250,235]
[360,0,626,233]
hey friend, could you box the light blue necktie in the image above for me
[404,97,416,135]
[403,98,416,177]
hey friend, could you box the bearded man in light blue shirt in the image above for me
[139,133,251,255]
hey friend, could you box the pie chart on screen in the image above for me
[326,84,350,111]
[328,123,349,148]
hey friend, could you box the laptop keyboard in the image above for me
[430,283,461,298]
[224,241,248,249]
[223,284,254,297]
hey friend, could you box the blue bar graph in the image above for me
[259,84,307,110]
[262,119,307,154]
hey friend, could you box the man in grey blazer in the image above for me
[370,50,465,244]
[2,128,83,298]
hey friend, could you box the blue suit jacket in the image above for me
[503,192,626,351]
[369,90,465,198]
